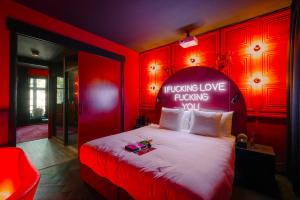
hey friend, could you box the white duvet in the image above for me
[80,124,235,200]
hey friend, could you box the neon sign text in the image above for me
[164,82,226,94]
[163,82,227,110]
[174,93,209,101]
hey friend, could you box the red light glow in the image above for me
[149,83,158,94]
[149,62,159,74]
[253,78,261,84]
[249,72,268,89]
[0,179,15,199]
[253,45,261,52]
[247,41,267,57]
[74,72,79,104]
[185,54,201,66]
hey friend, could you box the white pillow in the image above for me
[220,111,233,137]
[159,107,184,131]
[199,109,234,137]
[181,110,191,130]
[189,110,222,137]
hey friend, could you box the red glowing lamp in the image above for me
[0,148,40,200]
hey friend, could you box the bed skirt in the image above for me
[80,163,133,200]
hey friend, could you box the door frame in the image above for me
[64,66,78,145]
[7,18,125,146]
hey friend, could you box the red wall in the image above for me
[27,68,49,77]
[0,0,139,145]
[139,9,290,171]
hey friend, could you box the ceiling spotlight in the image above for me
[179,36,198,48]
[179,31,198,48]
[31,49,39,57]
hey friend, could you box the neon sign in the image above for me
[163,82,227,110]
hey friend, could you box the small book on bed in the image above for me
[125,140,155,155]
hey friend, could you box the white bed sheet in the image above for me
[80,124,235,200]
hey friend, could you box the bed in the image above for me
[80,124,235,200]
[79,67,247,200]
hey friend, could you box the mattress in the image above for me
[80,124,235,200]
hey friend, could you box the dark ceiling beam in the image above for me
[17,56,52,67]
[7,18,125,62]
[17,62,49,70]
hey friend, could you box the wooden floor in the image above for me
[18,138,104,199]
[232,176,300,200]
[17,137,77,170]
[17,138,299,200]
[36,159,104,200]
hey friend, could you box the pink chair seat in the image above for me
[0,147,40,200]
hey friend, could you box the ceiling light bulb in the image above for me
[253,78,261,84]
[31,49,40,57]
[253,45,261,52]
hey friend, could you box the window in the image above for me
[56,77,64,104]
[29,78,47,119]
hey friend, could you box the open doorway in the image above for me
[16,35,52,144]
[15,34,78,148]
[16,69,48,143]
[8,18,125,173]
[54,55,79,147]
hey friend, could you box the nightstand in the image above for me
[134,116,147,129]
[235,143,276,193]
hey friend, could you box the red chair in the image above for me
[0,147,40,200]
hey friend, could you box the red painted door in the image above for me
[78,51,121,148]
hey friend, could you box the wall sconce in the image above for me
[190,58,196,63]
[249,73,268,89]
[149,63,158,74]
[250,76,262,88]
[248,41,266,56]
[149,83,158,94]
[253,77,261,84]
[150,64,156,71]
[186,54,200,66]
[253,44,261,52]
